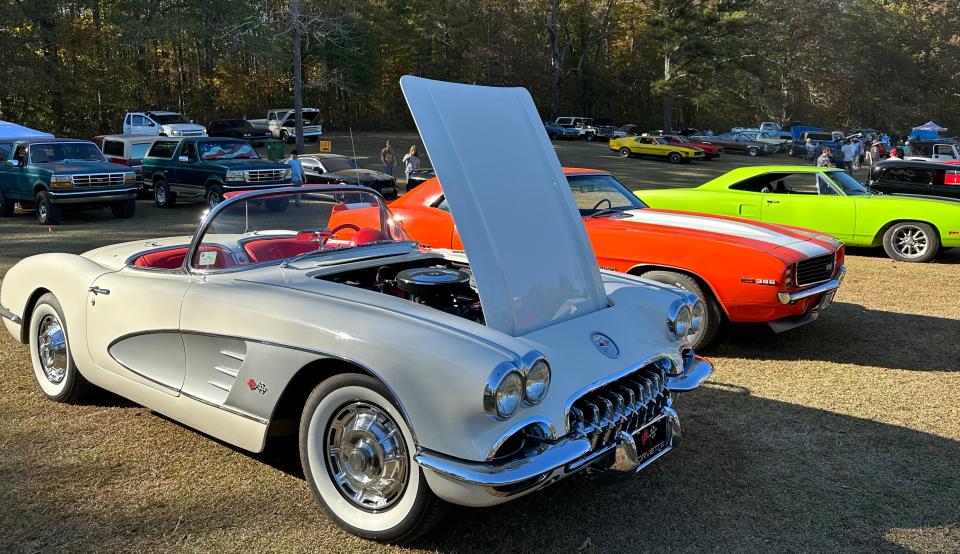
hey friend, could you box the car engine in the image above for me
[319,262,485,324]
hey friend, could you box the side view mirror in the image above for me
[147,121,155,126]
[6,159,20,167]
[178,155,190,163]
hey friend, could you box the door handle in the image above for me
[766,199,780,204]
[89,286,111,296]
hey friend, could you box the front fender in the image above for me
[1,253,111,344]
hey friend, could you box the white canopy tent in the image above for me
[0,120,53,141]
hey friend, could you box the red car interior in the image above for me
[131,245,233,270]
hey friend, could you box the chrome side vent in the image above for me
[206,347,246,395]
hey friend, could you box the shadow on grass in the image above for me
[715,302,960,372]
[3,384,957,552]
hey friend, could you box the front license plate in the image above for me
[634,416,669,466]
[819,290,836,310]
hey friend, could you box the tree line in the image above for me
[1,0,957,138]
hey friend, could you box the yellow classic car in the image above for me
[609,135,705,163]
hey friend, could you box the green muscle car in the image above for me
[637,166,960,263]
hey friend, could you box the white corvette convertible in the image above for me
[0,77,712,543]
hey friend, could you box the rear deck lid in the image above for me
[400,76,607,336]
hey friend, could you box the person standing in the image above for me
[841,140,857,175]
[402,145,421,185]
[285,149,304,206]
[805,137,815,160]
[380,140,396,176]
[816,147,834,167]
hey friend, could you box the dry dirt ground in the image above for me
[0,135,958,553]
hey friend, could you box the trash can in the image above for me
[264,139,286,161]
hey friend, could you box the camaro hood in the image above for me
[598,209,836,258]
[401,76,607,336]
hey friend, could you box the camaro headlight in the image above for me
[667,301,693,340]
[123,172,136,184]
[524,358,551,405]
[225,170,245,182]
[50,175,73,187]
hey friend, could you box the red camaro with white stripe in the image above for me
[335,168,846,349]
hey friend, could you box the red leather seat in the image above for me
[350,228,388,247]
[243,237,317,263]
[132,245,233,269]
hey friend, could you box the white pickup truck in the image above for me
[248,108,322,143]
[905,142,960,162]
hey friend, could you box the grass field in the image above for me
[1,136,958,553]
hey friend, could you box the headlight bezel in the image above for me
[123,172,136,184]
[483,362,524,420]
[50,175,73,187]
[667,298,696,341]
[225,170,245,182]
[484,352,552,419]
[522,352,550,406]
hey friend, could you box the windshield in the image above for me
[191,189,411,270]
[29,142,105,163]
[827,171,871,196]
[321,157,360,172]
[199,140,259,160]
[567,174,645,215]
[152,113,191,125]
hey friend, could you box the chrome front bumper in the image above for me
[416,355,714,507]
[0,304,22,324]
[777,265,846,305]
[48,187,138,204]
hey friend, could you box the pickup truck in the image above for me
[142,137,292,209]
[248,108,323,144]
[905,141,960,162]
[787,130,841,159]
[0,138,137,224]
[122,111,207,137]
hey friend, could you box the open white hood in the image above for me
[400,76,607,336]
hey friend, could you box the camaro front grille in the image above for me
[71,173,125,187]
[796,253,835,286]
[567,362,669,452]
[246,169,286,182]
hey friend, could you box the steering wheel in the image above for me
[592,199,613,211]
[321,223,361,246]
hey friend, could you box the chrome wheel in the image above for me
[892,225,929,259]
[155,185,166,204]
[37,314,67,384]
[325,401,408,511]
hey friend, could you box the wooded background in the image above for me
[1,0,957,137]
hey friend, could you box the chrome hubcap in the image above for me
[37,314,67,384]
[893,225,928,258]
[156,186,166,203]
[325,402,408,511]
[38,202,47,219]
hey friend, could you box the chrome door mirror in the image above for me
[178,155,190,163]
[6,159,20,167]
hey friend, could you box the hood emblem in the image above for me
[591,332,620,358]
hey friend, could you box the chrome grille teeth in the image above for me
[568,361,670,453]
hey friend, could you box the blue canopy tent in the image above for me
[909,121,948,141]
[0,120,53,141]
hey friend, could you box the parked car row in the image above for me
[1,78,957,546]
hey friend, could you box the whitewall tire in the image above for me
[28,293,92,402]
[299,373,445,543]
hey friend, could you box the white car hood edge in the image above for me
[400,76,607,336]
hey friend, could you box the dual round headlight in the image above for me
[484,355,551,420]
[668,298,705,341]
